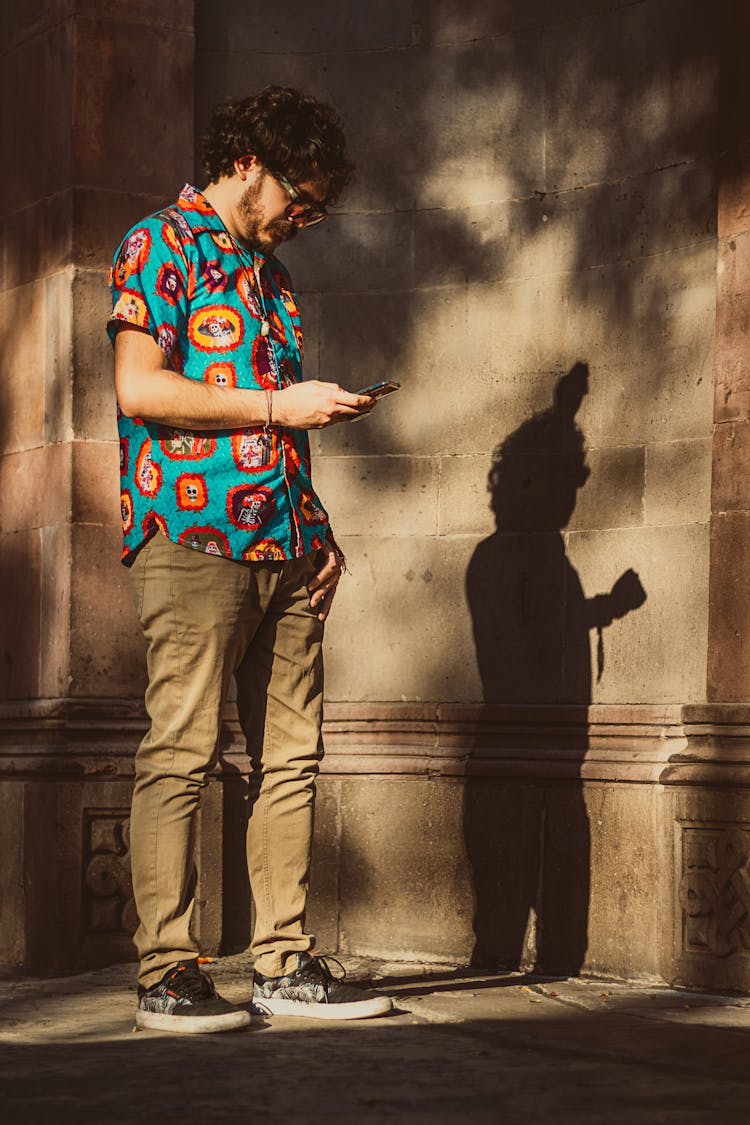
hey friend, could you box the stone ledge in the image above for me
[0,697,728,784]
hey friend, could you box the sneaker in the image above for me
[135,959,251,1034]
[252,952,393,1020]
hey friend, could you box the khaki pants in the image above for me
[129,531,324,988]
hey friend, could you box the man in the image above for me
[108,86,392,1032]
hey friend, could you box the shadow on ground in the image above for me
[3,962,750,1124]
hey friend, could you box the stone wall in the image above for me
[5,0,750,990]
[197,0,744,986]
[197,0,718,708]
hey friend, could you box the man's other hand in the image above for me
[308,539,345,621]
[274,381,373,428]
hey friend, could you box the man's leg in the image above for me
[129,532,262,989]
[237,553,393,1019]
[236,552,324,979]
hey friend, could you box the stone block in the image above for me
[316,285,502,460]
[281,210,413,295]
[196,0,411,52]
[543,3,717,192]
[438,455,496,537]
[3,191,73,290]
[412,203,515,288]
[338,776,473,961]
[323,534,482,703]
[72,17,193,195]
[72,269,118,442]
[408,33,545,209]
[72,188,167,269]
[0,530,42,700]
[69,522,147,699]
[622,161,717,258]
[645,438,712,526]
[584,245,715,447]
[566,443,643,531]
[2,19,74,214]
[0,445,72,534]
[313,455,439,538]
[539,268,623,390]
[535,163,716,279]
[580,782,667,979]
[566,523,709,704]
[715,231,750,424]
[708,512,750,702]
[0,281,46,455]
[72,440,120,526]
[468,274,552,368]
[568,445,645,532]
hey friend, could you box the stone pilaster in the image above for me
[708,1,750,700]
[0,1,201,971]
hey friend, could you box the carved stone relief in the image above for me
[679,826,750,958]
[84,812,138,935]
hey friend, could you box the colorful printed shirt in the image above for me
[107,184,331,565]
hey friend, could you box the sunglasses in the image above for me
[270,168,328,228]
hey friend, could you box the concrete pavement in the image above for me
[2,953,750,1123]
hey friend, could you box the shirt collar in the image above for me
[176,183,270,267]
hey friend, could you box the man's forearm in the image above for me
[113,326,373,430]
[117,364,269,430]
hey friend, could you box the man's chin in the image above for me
[258,228,294,254]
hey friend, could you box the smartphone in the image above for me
[356,380,401,399]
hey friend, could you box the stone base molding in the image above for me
[4,699,750,989]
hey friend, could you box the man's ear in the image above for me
[234,154,261,181]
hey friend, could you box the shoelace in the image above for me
[302,953,347,985]
[165,963,215,1003]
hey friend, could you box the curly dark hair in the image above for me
[200,85,355,203]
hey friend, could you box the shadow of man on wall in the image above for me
[464,362,646,974]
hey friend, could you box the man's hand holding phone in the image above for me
[351,380,401,421]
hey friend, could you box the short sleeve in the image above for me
[107,215,191,372]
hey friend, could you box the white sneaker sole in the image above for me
[252,994,393,1020]
[135,1008,251,1034]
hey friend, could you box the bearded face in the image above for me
[237,176,298,253]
